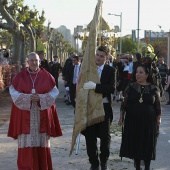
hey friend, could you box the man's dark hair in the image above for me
[97,46,110,56]
[3,49,9,58]
[72,55,79,60]
[37,50,44,55]
[136,52,142,61]
[53,55,58,58]
[129,57,133,62]
[158,56,164,59]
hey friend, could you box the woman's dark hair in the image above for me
[133,64,153,83]
[132,56,162,90]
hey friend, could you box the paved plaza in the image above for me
[0,76,170,170]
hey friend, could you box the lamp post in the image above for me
[168,32,170,68]
[137,0,140,52]
[108,12,122,54]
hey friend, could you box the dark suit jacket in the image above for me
[95,64,116,103]
[62,58,73,80]
[67,64,74,87]
[67,64,81,87]
[49,61,62,78]
[40,59,50,72]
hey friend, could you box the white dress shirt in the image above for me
[97,64,109,103]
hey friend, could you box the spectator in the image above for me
[156,56,168,89]
[49,55,62,88]
[67,55,81,108]
[38,51,50,72]
[165,69,170,105]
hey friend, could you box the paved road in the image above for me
[152,102,170,169]
[0,76,170,170]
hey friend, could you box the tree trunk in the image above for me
[25,26,36,52]
[21,39,26,69]
[12,31,22,72]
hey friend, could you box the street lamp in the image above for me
[108,12,122,54]
[137,0,140,52]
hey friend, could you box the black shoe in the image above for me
[89,166,99,170]
[166,102,170,105]
[101,165,109,170]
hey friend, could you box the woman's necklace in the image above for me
[139,85,147,103]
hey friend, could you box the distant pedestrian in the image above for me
[49,55,62,88]
[165,69,170,105]
[62,52,74,105]
[38,51,50,72]
[156,56,168,89]
[132,52,142,79]
[67,55,81,108]
[62,52,74,81]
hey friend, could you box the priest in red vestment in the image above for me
[8,52,62,170]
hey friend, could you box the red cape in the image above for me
[8,68,62,139]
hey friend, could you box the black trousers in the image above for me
[69,83,76,108]
[167,86,170,103]
[82,103,113,167]
[161,77,167,89]
[54,77,59,88]
[52,75,59,88]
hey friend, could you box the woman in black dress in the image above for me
[119,63,162,170]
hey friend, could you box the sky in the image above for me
[23,0,170,38]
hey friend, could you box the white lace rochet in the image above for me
[9,86,59,148]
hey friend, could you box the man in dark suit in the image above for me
[62,52,74,81]
[38,51,50,72]
[62,52,74,105]
[67,55,81,108]
[156,56,168,89]
[82,46,116,170]
[49,55,62,88]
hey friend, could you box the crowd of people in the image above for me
[7,47,170,170]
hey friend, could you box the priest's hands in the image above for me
[30,94,40,102]
[83,81,96,90]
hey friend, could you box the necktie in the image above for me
[73,65,78,84]
[98,67,102,78]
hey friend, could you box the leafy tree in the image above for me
[0,0,72,70]
[0,29,12,49]
[0,0,24,71]
[0,0,45,70]
[151,38,167,58]
[141,38,167,61]
[36,37,46,52]
[17,5,45,52]
[117,37,137,54]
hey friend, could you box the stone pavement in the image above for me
[0,75,169,170]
